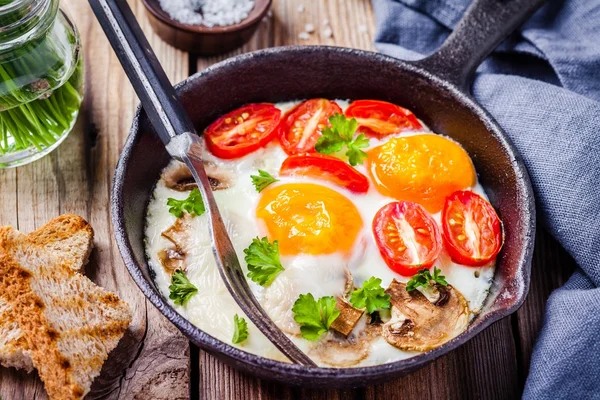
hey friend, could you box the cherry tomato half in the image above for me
[345,100,422,137]
[204,103,281,159]
[442,190,503,266]
[278,99,342,155]
[373,201,442,276]
[280,154,370,193]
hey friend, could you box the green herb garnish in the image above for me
[314,114,370,166]
[406,267,448,292]
[292,293,340,341]
[167,188,205,218]
[349,277,391,313]
[251,170,279,192]
[232,314,249,344]
[244,237,284,286]
[169,270,198,306]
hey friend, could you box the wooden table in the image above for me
[0,0,576,399]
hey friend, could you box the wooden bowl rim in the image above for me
[142,0,271,35]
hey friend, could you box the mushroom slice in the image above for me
[309,322,380,368]
[382,279,469,352]
[162,160,234,191]
[157,248,186,273]
[330,297,364,337]
[343,269,354,297]
[161,214,194,252]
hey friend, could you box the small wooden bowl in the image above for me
[142,0,271,55]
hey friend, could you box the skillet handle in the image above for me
[412,0,545,92]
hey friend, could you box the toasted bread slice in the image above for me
[0,215,132,400]
[0,215,93,373]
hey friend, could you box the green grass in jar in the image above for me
[0,5,84,156]
[0,59,82,155]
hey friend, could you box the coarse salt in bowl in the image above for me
[143,0,272,55]
[158,0,255,28]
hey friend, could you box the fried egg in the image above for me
[144,100,496,367]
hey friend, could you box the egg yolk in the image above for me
[367,135,476,213]
[256,183,363,256]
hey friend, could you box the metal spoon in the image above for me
[88,0,316,367]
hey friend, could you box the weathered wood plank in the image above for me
[0,0,192,399]
[199,352,293,400]
[514,227,575,389]
[78,1,191,399]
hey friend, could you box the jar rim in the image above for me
[0,0,57,48]
[0,0,36,14]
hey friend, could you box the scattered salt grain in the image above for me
[358,24,368,33]
[322,27,333,38]
[159,0,255,27]
[304,23,315,33]
[298,32,310,40]
[322,19,329,26]
[297,4,305,13]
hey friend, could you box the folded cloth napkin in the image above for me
[372,0,600,398]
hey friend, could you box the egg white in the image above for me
[144,100,496,367]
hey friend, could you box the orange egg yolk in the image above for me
[367,135,476,213]
[256,183,363,256]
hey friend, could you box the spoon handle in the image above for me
[89,0,316,366]
[88,0,194,145]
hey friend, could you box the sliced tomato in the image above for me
[278,99,342,155]
[204,103,281,159]
[345,100,422,137]
[442,190,503,266]
[280,154,370,193]
[372,201,442,276]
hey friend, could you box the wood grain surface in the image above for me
[0,0,577,399]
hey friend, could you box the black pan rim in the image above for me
[111,45,536,385]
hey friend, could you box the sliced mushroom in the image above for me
[159,215,194,274]
[382,279,469,352]
[416,283,450,305]
[157,248,185,273]
[343,268,354,297]
[161,214,194,250]
[330,297,364,337]
[309,321,380,367]
[162,160,234,191]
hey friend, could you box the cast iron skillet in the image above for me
[112,0,540,387]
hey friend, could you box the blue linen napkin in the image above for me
[372,0,600,398]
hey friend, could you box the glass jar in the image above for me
[0,0,83,168]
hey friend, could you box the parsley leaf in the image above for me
[330,113,358,142]
[169,270,198,306]
[244,237,284,286]
[292,293,340,341]
[167,188,205,218]
[251,170,279,192]
[350,277,391,313]
[315,114,370,166]
[232,314,249,344]
[346,133,369,166]
[406,267,448,292]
